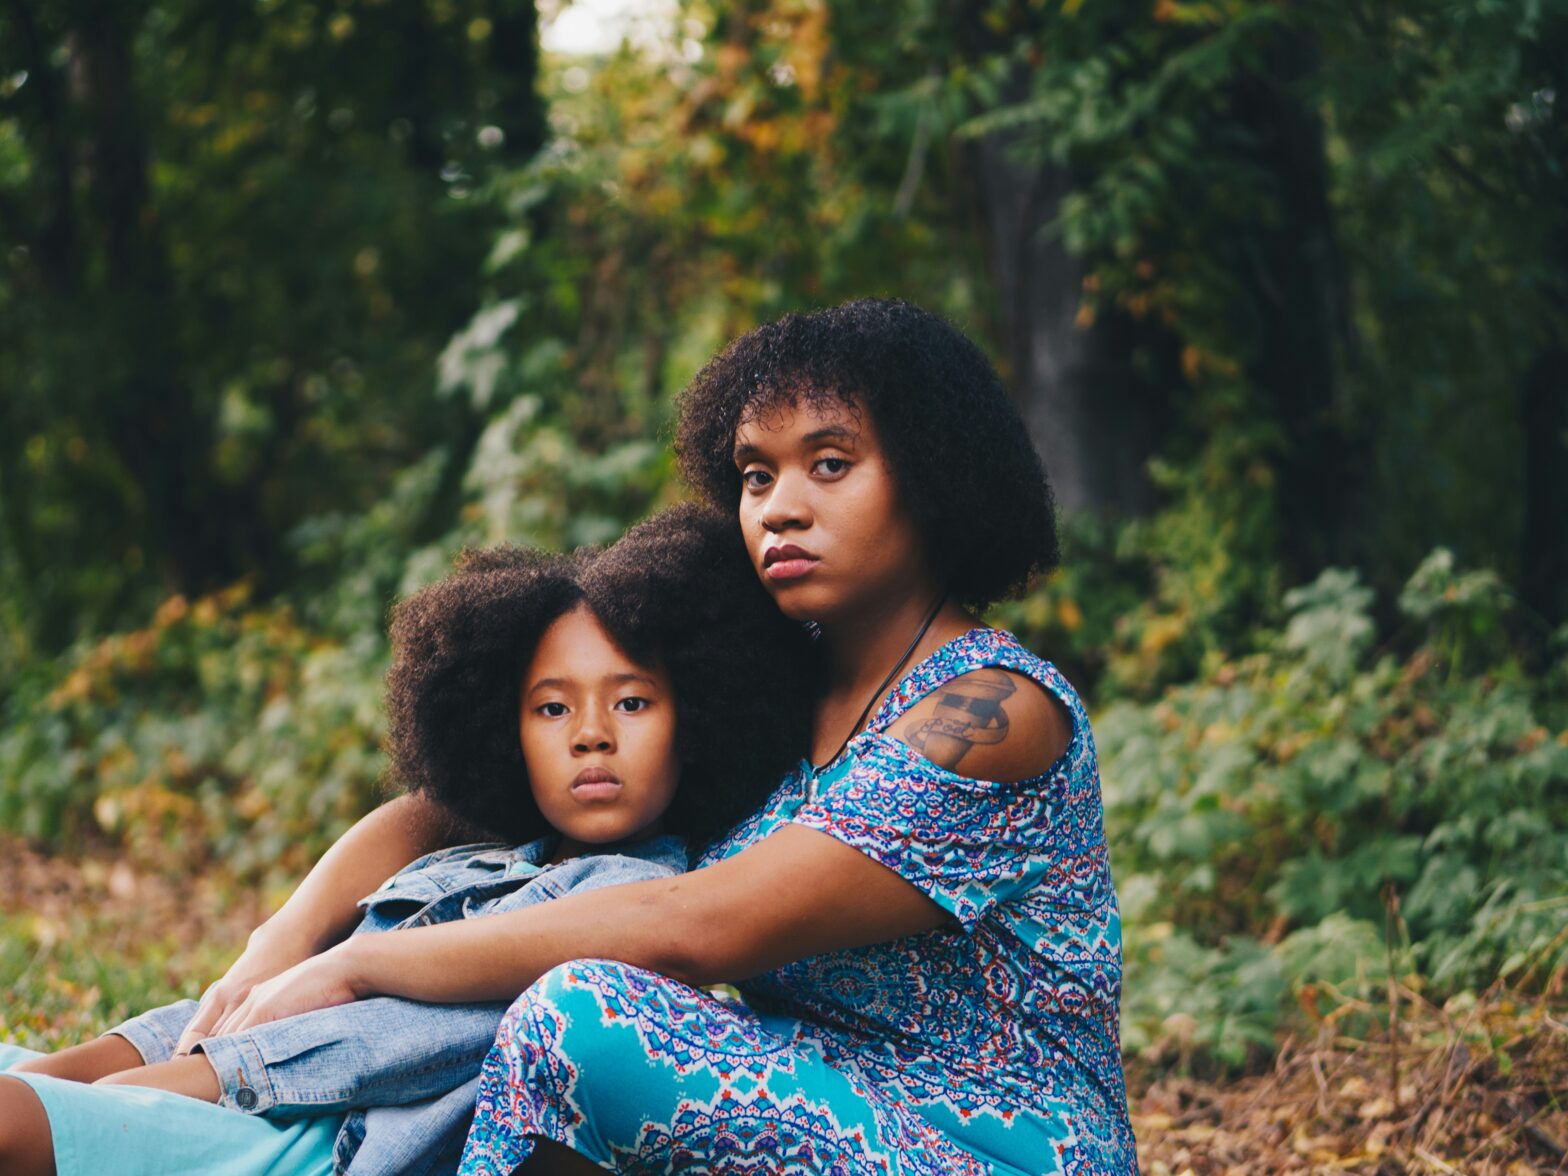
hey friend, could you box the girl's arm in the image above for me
[176,791,459,1052]
[213,823,952,1032]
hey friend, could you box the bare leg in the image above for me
[0,1076,57,1176]
[96,1053,221,1102]
[10,1035,145,1083]
[520,1138,604,1174]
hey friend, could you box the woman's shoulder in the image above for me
[879,627,1084,786]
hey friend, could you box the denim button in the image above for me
[235,1086,258,1110]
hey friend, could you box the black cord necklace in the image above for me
[810,591,948,781]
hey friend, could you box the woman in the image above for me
[455,299,1137,1174]
[2,299,1135,1174]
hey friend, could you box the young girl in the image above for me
[0,502,813,1176]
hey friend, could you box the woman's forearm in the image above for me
[340,870,695,1003]
[255,791,458,956]
[337,825,949,1005]
[221,827,947,1033]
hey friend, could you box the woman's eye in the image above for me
[740,468,772,491]
[537,702,568,718]
[615,697,649,713]
[814,457,850,477]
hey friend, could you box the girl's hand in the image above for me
[208,944,362,1037]
[176,929,317,1053]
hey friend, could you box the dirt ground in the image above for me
[5,838,1564,1173]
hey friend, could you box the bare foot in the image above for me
[10,1034,145,1083]
[96,1052,221,1102]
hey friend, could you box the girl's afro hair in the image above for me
[674,297,1058,610]
[384,502,815,851]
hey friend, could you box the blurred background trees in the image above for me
[2,0,1564,1079]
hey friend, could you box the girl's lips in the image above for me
[572,767,622,801]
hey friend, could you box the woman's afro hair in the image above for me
[675,297,1058,610]
[384,502,815,851]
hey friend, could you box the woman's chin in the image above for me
[763,582,830,623]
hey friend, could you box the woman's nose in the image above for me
[760,469,811,533]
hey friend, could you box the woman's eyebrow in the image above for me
[802,425,858,447]
[733,426,859,464]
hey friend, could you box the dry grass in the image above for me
[1131,986,1568,1174]
[0,836,268,1049]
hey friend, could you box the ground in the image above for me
[3,836,1562,1174]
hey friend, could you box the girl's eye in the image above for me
[814,457,850,477]
[615,697,649,713]
[537,702,568,718]
[740,468,772,491]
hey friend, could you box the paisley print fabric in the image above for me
[457,960,989,1175]
[458,628,1137,1174]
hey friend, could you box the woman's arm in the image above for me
[213,824,951,1031]
[176,791,459,1051]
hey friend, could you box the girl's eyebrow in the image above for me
[526,672,661,697]
[732,425,859,464]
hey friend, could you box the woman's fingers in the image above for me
[211,994,254,1039]
[175,984,239,1054]
[226,951,360,1034]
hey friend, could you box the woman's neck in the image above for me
[810,593,979,757]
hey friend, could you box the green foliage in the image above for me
[1103,551,1568,1072]
[3,0,1565,1083]
[994,441,1284,698]
[0,0,541,653]
[0,586,385,884]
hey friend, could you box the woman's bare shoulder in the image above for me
[886,667,1071,783]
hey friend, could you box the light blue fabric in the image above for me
[0,1042,338,1176]
[108,834,686,1176]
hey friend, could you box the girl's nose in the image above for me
[572,716,614,754]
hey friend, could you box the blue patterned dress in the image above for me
[457,628,1137,1175]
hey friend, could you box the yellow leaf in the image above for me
[1058,598,1084,631]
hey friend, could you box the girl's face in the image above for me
[732,397,930,624]
[519,605,680,859]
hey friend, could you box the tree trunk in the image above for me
[1233,27,1358,583]
[1520,345,1567,628]
[973,124,1173,518]
[76,2,244,594]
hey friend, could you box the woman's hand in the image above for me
[175,927,319,1052]
[206,943,363,1037]
[175,792,458,1052]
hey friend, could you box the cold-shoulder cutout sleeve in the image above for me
[788,731,1070,934]
[886,665,1073,785]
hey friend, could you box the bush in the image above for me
[0,584,386,883]
[1099,550,1568,1072]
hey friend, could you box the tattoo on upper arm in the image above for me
[903,670,1017,770]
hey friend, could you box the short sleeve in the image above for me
[789,734,1063,932]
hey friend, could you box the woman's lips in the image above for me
[572,767,622,801]
[763,545,819,582]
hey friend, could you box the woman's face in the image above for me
[519,605,680,858]
[732,397,929,624]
